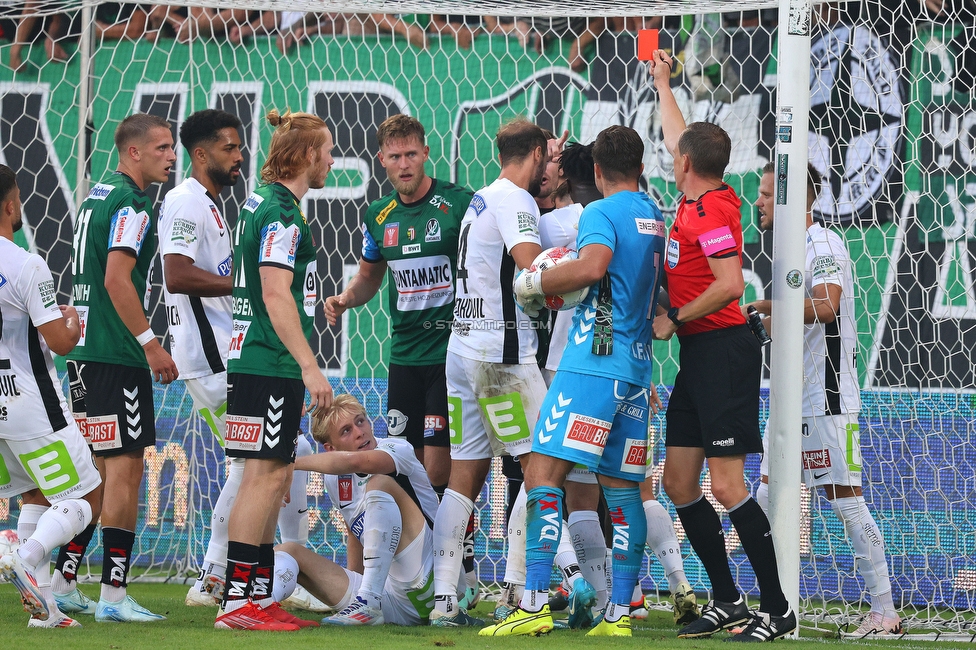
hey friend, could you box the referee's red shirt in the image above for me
[664,184,747,336]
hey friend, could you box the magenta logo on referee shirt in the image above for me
[698,226,735,256]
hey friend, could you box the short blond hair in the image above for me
[260,109,329,183]
[311,394,369,446]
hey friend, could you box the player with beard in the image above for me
[157,110,318,611]
[57,114,178,623]
[429,119,549,627]
[326,114,470,494]
[214,109,334,631]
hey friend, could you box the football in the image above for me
[0,529,19,581]
[530,247,589,311]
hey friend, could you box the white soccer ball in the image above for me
[0,529,18,581]
[530,246,589,312]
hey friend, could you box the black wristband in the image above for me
[667,307,683,328]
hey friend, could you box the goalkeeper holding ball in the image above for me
[482,124,666,637]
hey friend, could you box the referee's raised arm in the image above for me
[651,50,684,158]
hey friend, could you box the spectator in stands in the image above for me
[345,14,426,49]
[146,6,250,43]
[7,1,68,71]
[94,4,150,41]
[428,15,482,49]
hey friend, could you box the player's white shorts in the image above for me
[0,424,101,501]
[445,352,546,461]
[185,371,227,443]
[760,413,861,488]
[339,525,435,625]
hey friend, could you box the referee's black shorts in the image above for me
[665,324,762,457]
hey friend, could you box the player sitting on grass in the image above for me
[272,395,440,625]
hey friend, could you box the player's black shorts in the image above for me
[67,359,156,458]
[665,325,762,457]
[225,372,303,462]
[387,362,449,449]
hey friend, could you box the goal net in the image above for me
[1,0,975,637]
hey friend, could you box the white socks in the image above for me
[432,488,474,613]
[567,510,607,610]
[643,499,686,592]
[360,490,401,607]
[554,520,580,583]
[278,435,312,545]
[503,483,527,588]
[20,499,93,568]
[832,496,895,614]
[196,459,244,591]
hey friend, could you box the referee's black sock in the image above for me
[675,495,740,603]
[727,496,789,616]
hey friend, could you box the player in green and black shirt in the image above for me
[325,115,471,492]
[58,114,178,622]
[216,109,335,632]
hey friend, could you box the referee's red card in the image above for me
[637,29,659,60]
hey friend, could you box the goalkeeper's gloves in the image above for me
[513,268,545,317]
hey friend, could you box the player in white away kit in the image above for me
[0,165,103,628]
[748,162,901,637]
[430,119,550,627]
[272,395,438,625]
[158,109,318,610]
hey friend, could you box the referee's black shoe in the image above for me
[677,598,751,638]
[725,608,797,642]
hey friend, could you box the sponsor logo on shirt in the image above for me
[402,244,421,255]
[802,449,831,470]
[225,415,264,452]
[87,414,122,451]
[338,475,354,503]
[86,183,115,200]
[699,226,736,256]
[620,438,647,474]
[75,306,89,345]
[376,199,397,225]
[262,223,279,260]
[426,218,442,242]
[635,218,665,236]
[470,194,487,215]
[227,320,250,359]
[217,254,233,277]
[210,205,225,231]
[429,194,454,214]
[667,238,680,269]
[811,254,839,278]
[243,193,264,212]
[517,211,537,234]
[407,226,416,241]
[303,261,317,317]
[384,223,399,247]
[562,413,611,456]
[112,207,131,244]
[388,255,454,312]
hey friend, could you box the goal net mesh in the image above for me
[1,0,975,636]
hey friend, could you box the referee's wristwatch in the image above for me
[667,307,684,328]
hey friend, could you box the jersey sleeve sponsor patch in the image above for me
[108,206,152,254]
[258,221,301,268]
[517,211,537,234]
[303,260,318,317]
[388,255,454,312]
[698,226,736,257]
[167,217,199,253]
[811,254,840,279]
